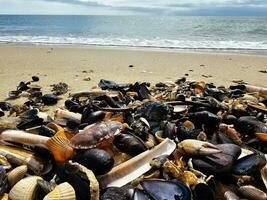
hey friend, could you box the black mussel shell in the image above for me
[17,116,44,130]
[232,153,266,175]
[0,102,12,111]
[132,82,151,100]
[32,76,40,82]
[229,84,246,91]
[113,133,147,157]
[17,81,30,91]
[135,101,169,122]
[98,79,119,90]
[39,125,56,137]
[8,90,21,99]
[81,110,105,125]
[0,111,4,117]
[162,122,177,140]
[222,115,237,125]
[101,187,130,200]
[19,108,38,120]
[140,179,191,200]
[0,166,8,195]
[56,163,90,200]
[193,183,215,200]
[73,148,114,175]
[65,99,80,111]
[41,94,58,105]
[192,144,241,174]
[189,111,220,127]
[34,180,56,200]
[235,116,267,136]
[132,189,149,200]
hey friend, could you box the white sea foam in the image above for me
[0,35,267,51]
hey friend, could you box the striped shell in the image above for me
[46,136,74,162]
[238,185,267,200]
[9,176,42,200]
[7,165,28,187]
[43,182,76,200]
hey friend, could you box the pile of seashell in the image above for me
[0,77,267,200]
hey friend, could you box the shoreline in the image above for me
[0,44,267,101]
[1,42,267,56]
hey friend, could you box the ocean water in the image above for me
[0,15,267,53]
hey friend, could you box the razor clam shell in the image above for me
[0,146,47,175]
[9,176,43,200]
[7,165,28,187]
[54,108,81,125]
[43,182,76,200]
[238,185,267,200]
[99,138,176,188]
[0,130,49,149]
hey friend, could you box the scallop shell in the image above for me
[9,176,43,200]
[7,165,28,187]
[46,136,74,162]
[43,182,76,200]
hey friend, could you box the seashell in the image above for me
[43,182,76,200]
[238,185,267,200]
[224,191,240,200]
[0,155,11,170]
[7,165,27,187]
[99,138,176,188]
[70,121,123,149]
[141,179,191,200]
[41,94,58,105]
[0,146,50,175]
[113,133,147,157]
[0,167,8,196]
[245,84,267,97]
[261,165,267,190]
[232,153,266,176]
[173,105,188,113]
[194,81,206,94]
[0,193,8,200]
[9,176,42,200]
[54,108,81,125]
[73,148,114,175]
[46,136,74,162]
[35,180,57,200]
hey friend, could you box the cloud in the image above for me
[0,0,267,15]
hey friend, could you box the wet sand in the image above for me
[0,45,267,101]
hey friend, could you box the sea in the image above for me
[0,15,267,54]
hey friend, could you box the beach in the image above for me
[0,45,266,101]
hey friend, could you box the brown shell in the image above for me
[7,165,28,187]
[70,121,123,149]
[238,185,267,200]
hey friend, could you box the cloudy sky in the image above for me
[0,0,266,15]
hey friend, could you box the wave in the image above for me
[0,35,267,51]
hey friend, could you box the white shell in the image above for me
[99,138,176,188]
[43,182,76,200]
[7,165,28,187]
[9,176,42,200]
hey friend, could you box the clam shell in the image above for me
[43,182,76,200]
[46,136,74,162]
[7,165,28,187]
[9,176,43,200]
[238,185,267,200]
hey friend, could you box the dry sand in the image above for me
[0,45,266,101]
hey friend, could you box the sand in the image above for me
[0,45,266,102]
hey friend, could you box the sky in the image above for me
[0,0,266,15]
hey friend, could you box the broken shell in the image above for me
[0,167,8,196]
[7,165,28,187]
[9,176,43,200]
[0,155,11,170]
[43,182,76,200]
